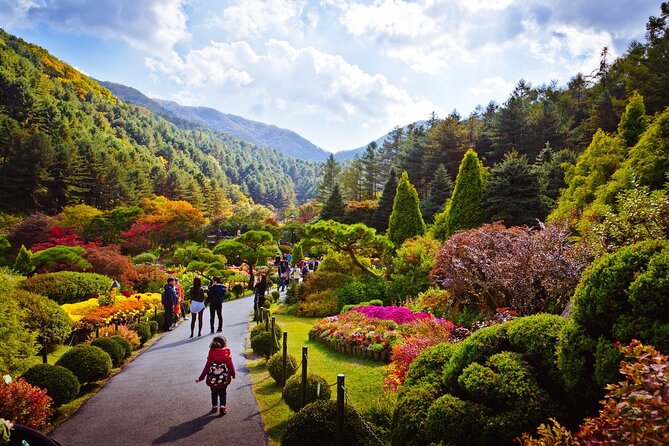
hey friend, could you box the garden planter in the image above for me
[373,350,381,361]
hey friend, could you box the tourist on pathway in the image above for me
[196,336,236,417]
[290,265,301,286]
[175,278,187,321]
[278,260,290,292]
[162,278,177,332]
[253,273,267,321]
[189,276,206,338]
[207,276,227,333]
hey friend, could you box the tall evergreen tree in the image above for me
[483,151,545,226]
[318,154,340,202]
[320,183,345,222]
[371,168,398,233]
[617,91,648,147]
[442,148,486,237]
[387,171,426,247]
[361,141,379,200]
[421,165,453,223]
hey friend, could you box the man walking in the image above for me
[162,277,178,332]
[208,276,227,333]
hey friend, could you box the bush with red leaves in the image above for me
[86,245,139,290]
[0,378,53,430]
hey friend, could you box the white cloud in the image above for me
[469,76,515,97]
[207,0,307,38]
[0,0,189,53]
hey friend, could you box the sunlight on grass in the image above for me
[250,309,387,445]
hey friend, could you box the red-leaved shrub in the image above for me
[0,378,54,430]
[86,245,139,290]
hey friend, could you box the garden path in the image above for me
[51,295,267,446]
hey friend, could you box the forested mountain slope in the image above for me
[0,29,320,214]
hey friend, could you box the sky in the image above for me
[0,0,662,152]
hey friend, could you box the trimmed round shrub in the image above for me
[148,320,159,336]
[404,342,455,388]
[425,394,484,446]
[231,283,244,298]
[21,364,80,407]
[251,331,274,358]
[90,337,125,367]
[13,290,72,352]
[19,271,113,304]
[55,345,112,384]
[250,322,282,341]
[281,373,331,412]
[262,300,271,309]
[109,335,133,358]
[391,383,442,446]
[131,321,152,344]
[132,252,158,264]
[281,400,369,446]
[267,352,298,385]
[271,290,280,301]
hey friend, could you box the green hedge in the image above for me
[20,271,113,304]
[90,338,125,367]
[55,345,112,384]
[281,400,369,446]
[109,335,132,358]
[21,364,80,407]
[282,373,331,412]
[131,322,152,345]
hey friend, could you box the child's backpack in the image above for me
[206,361,230,389]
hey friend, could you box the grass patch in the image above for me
[249,310,387,445]
[47,344,71,365]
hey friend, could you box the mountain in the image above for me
[334,121,428,162]
[98,81,331,162]
[0,29,320,213]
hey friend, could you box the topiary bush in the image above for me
[55,345,112,384]
[251,331,275,359]
[131,321,152,344]
[90,337,125,367]
[282,373,331,412]
[250,321,282,340]
[271,290,280,301]
[557,240,669,414]
[391,383,442,446]
[21,364,80,407]
[281,400,369,446]
[109,335,133,358]
[132,252,158,265]
[19,271,113,304]
[13,289,72,353]
[336,277,388,310]
[404,342,456,388]
[148,320,159,336]
[267,352,298,385]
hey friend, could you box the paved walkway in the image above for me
[51,295,267,446]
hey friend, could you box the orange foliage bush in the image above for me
[0,378,53,430]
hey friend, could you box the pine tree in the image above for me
[320,183,345,222]
[421,165,454,223]
[371,168,398,233]
[13,244,32,275]
[387,171,426,247]
[444,148,486,237]
[361,142,379,200]
[617,91,648,147]
[318,154,340,202]
[483,151,545,226]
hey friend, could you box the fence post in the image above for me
[115,322,119,334]
[270,317,276,356]
[300,346,308,410]
[265,310,270,330]
[336,374,345,446]
[154,307,157,319]
[41,337,48,364]
[281,331,288,388]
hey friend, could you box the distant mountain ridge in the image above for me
[98,81,331,162]
[334,121,428,162]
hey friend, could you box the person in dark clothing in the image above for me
[207,276,227,333]
[189,276,206,338]
[253,274,267,321]
[162,278,177,332]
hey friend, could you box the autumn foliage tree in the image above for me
[430,222,588,315]
[86,245,139,290]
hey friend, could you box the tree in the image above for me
[617,91,648,147]
[361,142,380,200]
[339,157,364,201]
[533,146,577,210]
[421,165,453,223]
[441,149,486,238]
[318,154,340,202]
[303,220,390,276]
[214,230,277,284]
[13,244,32,275]
[388,235,440,300]
[371,168,398,233]
[387,171,426,247]
[483,151,546,226]
[320,184,346,222]
[28,245,91,276]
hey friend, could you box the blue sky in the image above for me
[0,0,661,152]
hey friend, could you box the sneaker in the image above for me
[216,329,223,333]
[183,317,189,320]
[218,407,227,417]
[210,407,218,414]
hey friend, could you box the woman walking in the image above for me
[189,276,206,337]
[253,273,267,322]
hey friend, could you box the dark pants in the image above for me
[211,387,227,407]
[163,306,173,331]
[210,303,223,332]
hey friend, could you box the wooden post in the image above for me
[270,317,276,356]
[264,310,270,330]
[300,346,308,410]
[281,332,288,388]
[41,337,48,364]
[115,322,119,334]
[336,374,345,446]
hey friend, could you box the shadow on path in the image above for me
[151,413,217,444]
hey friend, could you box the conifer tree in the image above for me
[617,91,648,147]
[318,154,341,202]
[421,165,454,223]
[13,245,32,275]
[483,151,545,226]
[387,171,426,247]
[444,148,486,237]
[371,168,398,233]
[320,183,345,222]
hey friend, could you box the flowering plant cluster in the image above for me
[63,293,161,331]
[350,305,432,324]
[310,311,402,355]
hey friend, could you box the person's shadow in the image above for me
[151,413,216,444]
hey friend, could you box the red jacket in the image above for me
[198,347,236,383]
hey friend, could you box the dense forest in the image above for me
[0,29,320,215]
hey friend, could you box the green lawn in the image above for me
[249,309,388,445]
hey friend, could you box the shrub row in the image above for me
[20,271,113,304]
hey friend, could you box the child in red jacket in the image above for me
[196,336,236,416]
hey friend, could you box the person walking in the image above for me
[253,273,267,321]
[207,276,227,333]
[161,278,177,332]
[175,278,188,321]
[189,277,206,338]
[196,336,236,417]
[278,260,289,292]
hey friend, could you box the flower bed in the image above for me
[62,293,161,334]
